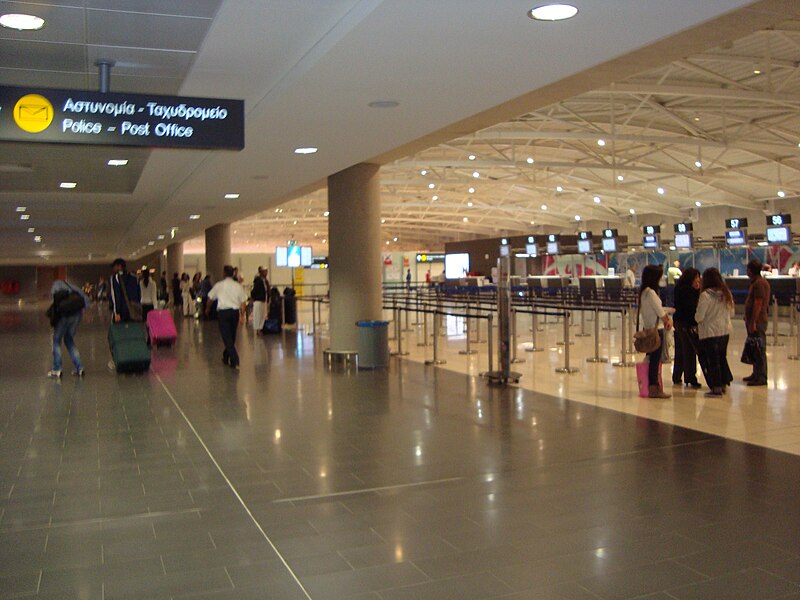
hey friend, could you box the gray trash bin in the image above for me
[356,320,390,369]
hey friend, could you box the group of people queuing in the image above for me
[638,259,770,399]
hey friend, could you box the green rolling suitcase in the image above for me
[108,322,151,373]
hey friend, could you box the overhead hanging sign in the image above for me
[0,85,244,150]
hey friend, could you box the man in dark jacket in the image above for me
[250,267,269,333]
[109,258,141,322]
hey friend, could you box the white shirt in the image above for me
[789,266,799,277]
[208,277,247,310]
[695,289,734,340]
[140,280,159,306]
[639,287,666,330]
[623,269,636,288]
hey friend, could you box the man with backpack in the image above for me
[47,279,90,378]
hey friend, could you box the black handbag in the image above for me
[740,334,763,365]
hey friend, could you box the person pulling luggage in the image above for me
[47,280,90,378]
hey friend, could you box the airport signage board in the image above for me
[416,253,445,263]
[0,85,244,150]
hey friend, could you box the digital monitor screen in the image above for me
[546,241,559,255]
[577,239,592,254]
[726,218,748,229]
[499,244,510,257]
[445,253,470,279]
[643,234,659,249]
[286,246,302,268]
[602,238,617,252]
[525,243,538,257]
[275,246,288,267]
[603,228,617,239]
[300,246,313,267]
[766,226,790,244]
[674,233,692,249]
[767,214,791,226]
[674,222,693,234]
[725,229,746,246]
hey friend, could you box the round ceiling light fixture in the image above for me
[294,147,318,155]
[0,13,45,30]
[527,4,578,21]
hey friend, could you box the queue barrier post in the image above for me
[576,308,591,337]
[525,312,544,353]
[627,304,636,355]
[391,308,409,356]
[790,300,800,361]
[418,307,429,347]
[425,312,446,365]
[511,307,525,364]
[459,308,477,356]
[586,307,609,363]
[613,307,636,367]
[768,295,784,347]
[388,298,397,341]
[555,310,579,374]
[487,313,494,374]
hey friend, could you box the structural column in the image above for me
[327,163,382,353]
[166,242,184,279]
[205,223,231,282]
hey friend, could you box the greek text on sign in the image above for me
[0,86,244,150]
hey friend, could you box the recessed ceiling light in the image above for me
[368,100,399,108]
[28,227,35,233]
[323,211,330,217]
[15,206,26,212]
[467,201,473,207]
[385,240,390,245]
[463,217,469,222]
[107,159,128,166]
[20,214,30,220]
[393,237,398,242]
[777,190,786,198]
[657,187,665,195]
[428,183,435,189]
[148,241,155,246]
[540,204,548,211]
[224,193,240,199]
[629,208,636,214]
[432,195,439,201]
[322,239,327,244]
[189,214,200,220]
[472,171,480,178]
[0,13,45,30]
[695,160,702,168]
[527,157,535,164]
[468,155,476,161]
[530,220,535,225]
[528,4,578,21]
[617,175,624,181]
[60,182,76,189]
[294,147,318,155]
[593,196,601,204]
[157,234,165,240]
[695,201,702,207]
[381,219,386,224]
[597,139,606,147]
[753,68,762,75]
[420,169,428,175]
[556,186,563,192]
[574,215,581,221]
[34,235,42,242]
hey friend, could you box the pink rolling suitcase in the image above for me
[147,309,177,346]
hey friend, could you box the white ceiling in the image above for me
[1,0,797,263]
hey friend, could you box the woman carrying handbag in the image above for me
[695,268,734,397]
[637,265,673,398]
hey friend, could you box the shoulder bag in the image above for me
[633,293,661,353]
[119,274,143,322]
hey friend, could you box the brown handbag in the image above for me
[634,307,661,353]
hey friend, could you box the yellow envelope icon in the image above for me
[13,94,54,133]
[18,104,50,121]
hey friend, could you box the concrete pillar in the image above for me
[205,224,231,282]
[327,163,382,353]
[166,242,184,279]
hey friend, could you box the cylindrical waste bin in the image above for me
[356,320,390,369]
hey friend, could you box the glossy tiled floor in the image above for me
[2,304,800,599]
[381,307,800,457]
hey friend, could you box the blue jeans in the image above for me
[53,313,83,372]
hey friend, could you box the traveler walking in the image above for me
[672,268,702,388]
[639,265,672,399]
[180,273,193,317]
[207,265,247,369]
[139,269,159,324]
[743,259,770,386]
[47,279,90,378]
[251,267,269,333]
[110,258,141,323]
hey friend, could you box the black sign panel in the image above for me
[674,222,693,233]
[725,217,748,229]
[643,225,661,235]
[603,228,617,238]
[578,231,592,240]
[0,85,244,150]
[416,253,445,263]
[766,214,791,226]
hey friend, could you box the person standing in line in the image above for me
[406,268,412,289]
[250,267,269,334]
[48,279,90,378]
[666,259,682,306]
[110,258,141,323]
[743,259,770,386]
[623,264,636,289]
[639,264,672,399]
[180,273,194,317]
[207,265,247,370]
[139,269,159,324]
[695,268,734,397]
[672,267,702,389]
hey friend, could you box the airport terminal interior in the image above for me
[3,1,800,599]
